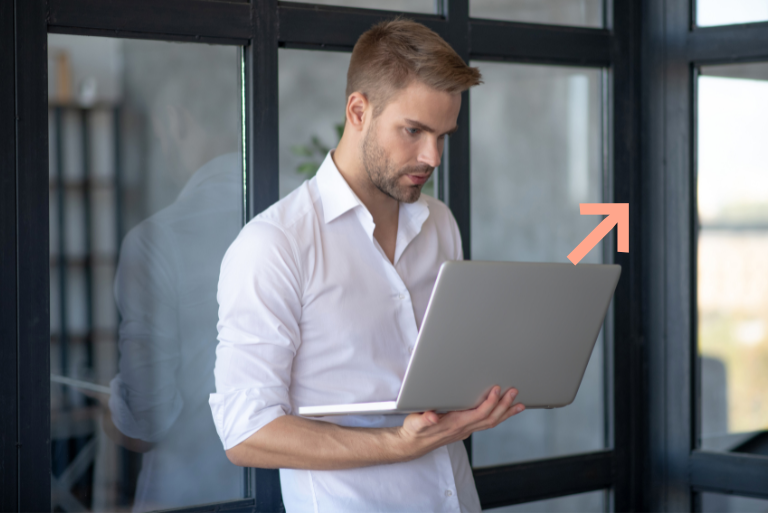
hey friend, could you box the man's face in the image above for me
[361,80,461,203]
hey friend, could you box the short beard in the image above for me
[361,120,432,204]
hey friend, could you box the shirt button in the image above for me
[445,490,453,497]
[398,294,405,300]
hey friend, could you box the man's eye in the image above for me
[407,128,420,135]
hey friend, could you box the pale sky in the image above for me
[697,0,768,26]
[697,75,768,222]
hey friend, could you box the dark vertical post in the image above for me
[81,109,94,370]
[432,0,447,203]
[641,0,668,509]
[247,0,284,511]
[52,107,70,481]
[55,108,69,382]
[444,0,472,260]
[442,0,473,462]
[642,0,695,510]
[664,0,694,509]
[113,107,124,248]
[612,0,645,511]
[16,0,52,510]
[253,468,285,513]
[112,104,136,504]
[247,0,280,219]
[0,1,18,510]
[690,63,701,470]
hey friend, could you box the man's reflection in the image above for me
[104,87,243,511]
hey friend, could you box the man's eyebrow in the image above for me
[405,119,459,136]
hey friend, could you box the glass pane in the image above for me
[485,490,606,512]
[470,0,604,28]
[282,0,435,14]
[700,492,768,513]
[279,48,438,198]
[698,62,768,453]
[48,34,244,512]
[470,61,606,466]
[279,49,350,198]
[697,0,768,27]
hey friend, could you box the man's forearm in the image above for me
[226,415,411,470]
[225,387,523,471]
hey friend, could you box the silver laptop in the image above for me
[298,261,621,417]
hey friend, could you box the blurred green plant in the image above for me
[290,121,345,178]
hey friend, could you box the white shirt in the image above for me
[110,153,243,512]
[209,151,481,513]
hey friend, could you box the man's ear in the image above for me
[346,91,369,132]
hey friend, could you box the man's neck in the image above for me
[330,146,399,231]
[331,145,399,263]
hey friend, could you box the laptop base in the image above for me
[298,401,404,417]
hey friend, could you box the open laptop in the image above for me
[298,260,621,417]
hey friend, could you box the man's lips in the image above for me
[407,174,430,185]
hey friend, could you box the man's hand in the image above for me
[396,386,524,462]
[225,386,524,470]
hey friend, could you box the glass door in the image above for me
[47,34,247,512]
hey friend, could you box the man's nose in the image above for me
[419,138,442,169]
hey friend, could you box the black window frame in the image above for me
[0,0,644,511]
[642,0,768,510]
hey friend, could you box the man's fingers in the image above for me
[482,388,518,427]
[473,386,502,418]
[499,403,525,424]
[404,410,442,433]
[461,389,523,433]
[493,399,525,426]
[445,385,512,427]
[423,411,440,425]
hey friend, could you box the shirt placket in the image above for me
[383,256,419,355]
[357,208,420,355]
[434,446,461,512]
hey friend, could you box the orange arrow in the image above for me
[567,203,629,265]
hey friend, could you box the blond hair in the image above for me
[346,18,482,117]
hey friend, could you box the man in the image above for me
[210,19,525,512]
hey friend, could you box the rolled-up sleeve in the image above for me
[209,219,304,450]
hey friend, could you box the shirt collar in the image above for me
[395,195,430,264]
[315,150,431,258]
[315,150,365,225]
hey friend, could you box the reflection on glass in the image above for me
[279,48,437,198]
[698,62,768,453]
[470,61,605,466]
[48,34,243,512]
[282,0,434,14]
[470,0,604,28]
[700,492,768,513]
[697,0,768,27]
[484,490,606,513]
